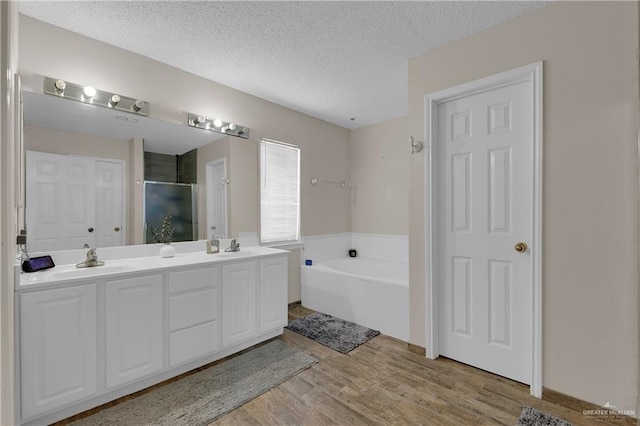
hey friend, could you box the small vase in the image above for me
[159,243,176,258]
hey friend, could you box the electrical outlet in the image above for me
[16,235,26,245]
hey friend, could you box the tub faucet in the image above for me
[76,243,105,268]
[225,239,240,252]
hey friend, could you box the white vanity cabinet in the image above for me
[20,284,98,419]
[17,249,288,426]
[259,256,288,332]
[222,260,258,347]
[105,274,163,389]
[168,266,221,366]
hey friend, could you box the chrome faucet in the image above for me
[76,243,105,268]
[225,239,240,252]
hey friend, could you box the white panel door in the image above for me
[206,158,228,239]
[26,151,96,251]
[20,284,97,419]
[222,261,257,347]
[105,275,163,389]
[438,80,532,384]
[259,256,288,332]
[95,160,125,247]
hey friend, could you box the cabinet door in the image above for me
[222,261,257,347]
[21,284,97,419]
[259,256,288,332]
[105,275,163,389]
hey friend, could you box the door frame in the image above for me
[424,62,543,397]
[205,157,228,239]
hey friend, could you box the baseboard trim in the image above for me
[407,343,426,356]
[542,388,637,423]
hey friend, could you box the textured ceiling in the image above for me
[18,1,549,129]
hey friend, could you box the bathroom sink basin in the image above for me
[214,250,256,259]
[25,262,140,283]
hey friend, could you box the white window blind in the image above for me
[260,140,300,244]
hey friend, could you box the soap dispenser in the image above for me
[207,234,220,254]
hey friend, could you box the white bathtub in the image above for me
[301,257,409,342]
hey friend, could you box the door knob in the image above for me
[88,227,94,233]
[515,242,528,253]
[114,226,121,232]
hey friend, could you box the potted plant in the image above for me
[149,212,176,258]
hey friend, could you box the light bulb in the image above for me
[83,86,97,98]
[213,119,222,128]
[109,94,120,107]
[194,115,205,125]
[132,99,145,112]
[228,123,237,131]
[54,79,66,93]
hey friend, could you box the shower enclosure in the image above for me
[143,181,198,243]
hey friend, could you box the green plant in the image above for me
[149,212,175,244]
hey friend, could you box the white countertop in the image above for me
[17,245,288,291]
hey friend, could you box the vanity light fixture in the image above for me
[43,76,149,116]
[187,113,250,139]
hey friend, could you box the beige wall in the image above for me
[229,138,259,238]
[408,1,638,410]
[24,124,129,161]
[128,137,144,245]
[19,15,351,239]
[350,116,409,235]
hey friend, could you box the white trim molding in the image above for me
[424,61,543,398]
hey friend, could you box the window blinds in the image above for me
[260,140,300,244]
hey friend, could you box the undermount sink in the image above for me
[25,262,140,283]
[214,250,255,259]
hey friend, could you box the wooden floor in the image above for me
[59,304,636,426]
[215,305,634,426]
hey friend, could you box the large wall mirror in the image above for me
[22,88,258,253]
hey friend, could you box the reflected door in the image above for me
[206,158,227,239]
[26,151,96,251]
[437,80,533,384]
[96,160,124,247]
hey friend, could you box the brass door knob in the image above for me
[515,242,528,253]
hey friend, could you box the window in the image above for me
[260,139,300,245]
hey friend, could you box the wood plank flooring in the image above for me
[217,305,635,426]
[58,304,636,425]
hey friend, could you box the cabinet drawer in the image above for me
[169,267,219,294]
[169,287,219,331]
[169,321,219,366]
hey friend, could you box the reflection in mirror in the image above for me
[22,91,228,252]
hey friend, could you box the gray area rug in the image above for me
[71,340,317,426]
[517,407,573,426]
[286,312,380,353]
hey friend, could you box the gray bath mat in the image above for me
[70,340,317,426]
[516,407,573,426]
[287,312,380,353]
